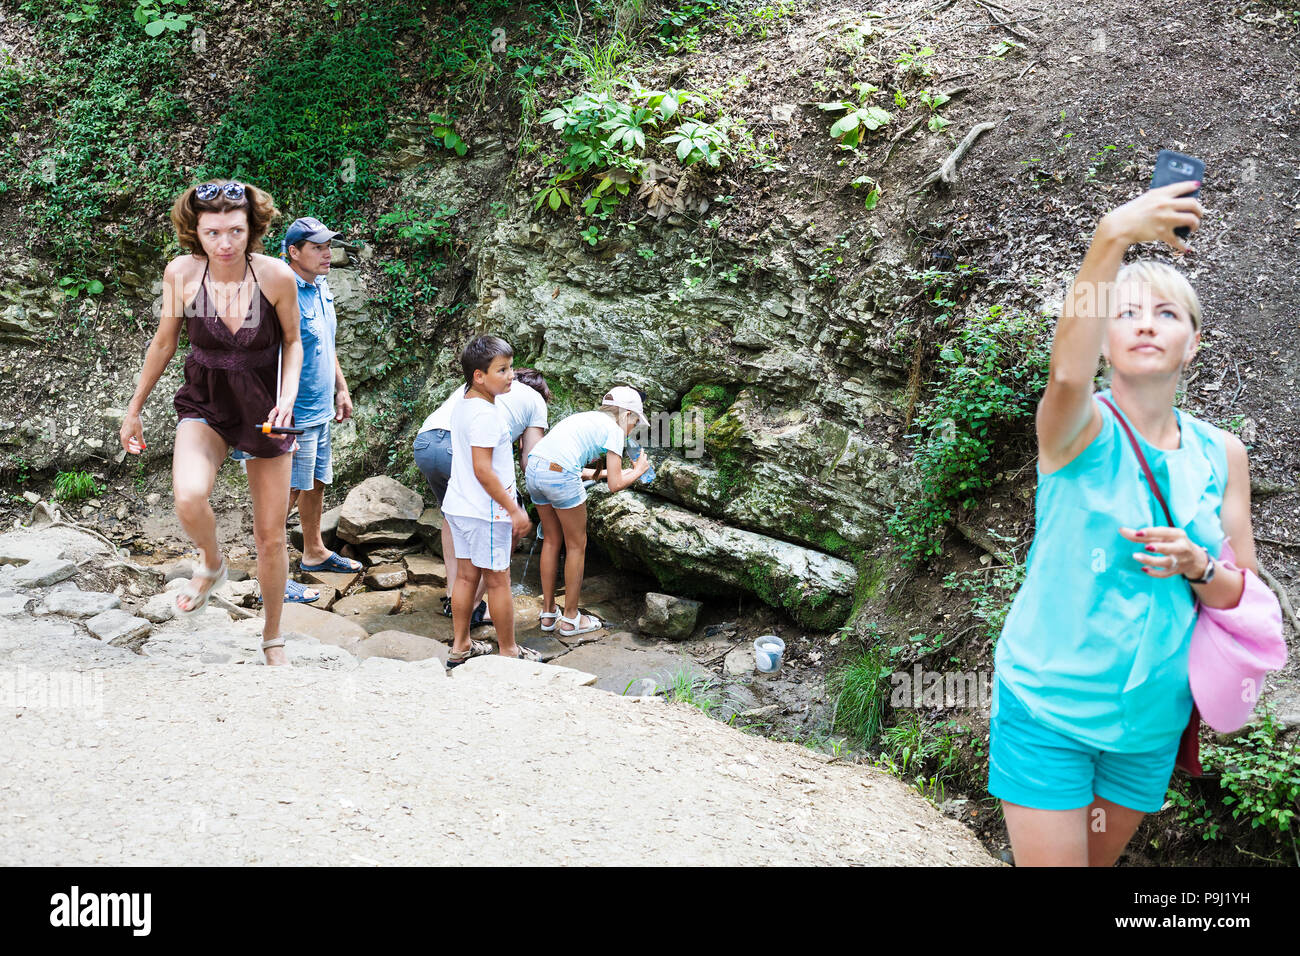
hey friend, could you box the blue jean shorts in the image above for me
[412,428,452,506]
[290,420,333,491]
[178,417,256,461]
[988,677,1181,814]
[525,455,586,509]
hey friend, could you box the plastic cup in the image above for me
[754,635,786,674]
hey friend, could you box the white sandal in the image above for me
[261,634,287,664]
[175,559,228,618]
[539,609,560,632]
[557,611,603,638]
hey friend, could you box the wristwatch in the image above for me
[1184,545,1216,585]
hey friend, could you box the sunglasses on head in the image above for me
[194,181,246,202]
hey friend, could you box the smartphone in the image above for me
[1149,149,1205,239]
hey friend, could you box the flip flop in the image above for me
[283,579,320,604]
[299,551,363,574]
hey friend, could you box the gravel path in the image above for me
[0,523,996,866]
[2,649,997,865]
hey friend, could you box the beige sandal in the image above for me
[447,638,493,669]
[175,559,228,618]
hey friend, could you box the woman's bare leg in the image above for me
[172,421,227,612]
[1000,801,1090,866]
[1085,796,1146,867]
[555,501,592,631]
[245,452,293,666]
[535,503,563,615]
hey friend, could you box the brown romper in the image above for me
[173,255,295,458]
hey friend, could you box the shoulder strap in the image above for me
[1098,396,1175,527]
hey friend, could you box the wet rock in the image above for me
[38,589,121,620]
[336,476,424,547]
[331,589,402,634]
[164,561,193,583]
[724,646,754,678]
[624,677,659,697]
[403,554,446,587]
[279,603,367,650]
[586,489,857,629]
[11,559,78,589]
[289,505,341,552]
[85,609,152,649]
[544,643,712,696]
[363,543,424,565]
[364,564,407,590]
[355,629,449,664]
[415,507,443,554]
[301,568,360,593]
[637,592,702,640]
[227,566,250,583]
[517,633,570,662]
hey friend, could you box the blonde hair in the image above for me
[596,404,637,431]
[1115,260,1202,333]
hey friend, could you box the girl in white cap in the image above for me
[524,386,651,638]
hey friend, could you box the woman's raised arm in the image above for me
[1037,182,1203,466]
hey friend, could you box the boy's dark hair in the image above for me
[512,368,551,403]
[460,335,513,388]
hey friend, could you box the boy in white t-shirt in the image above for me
[441,336,538,666]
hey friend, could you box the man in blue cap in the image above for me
[280,216,360,598]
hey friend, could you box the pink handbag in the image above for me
[1101,397,1288,776]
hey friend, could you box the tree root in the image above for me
[912,121,996,193]
[953,519,1015,566]
[1257,566,1300,639]
[884,86,971,162]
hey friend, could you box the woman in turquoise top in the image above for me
[990,181,1260,866]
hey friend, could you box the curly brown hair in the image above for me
[169,180,279,256]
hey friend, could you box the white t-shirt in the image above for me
[441,396,516,522]
[419,381,548,440]
[529,411,625,474]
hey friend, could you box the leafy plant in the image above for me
[850,175,882,210]
[54,469,101,502]
[817,85,892,149]
[57,276,105,298]
[427,112,468,156]
[661,118,729,167]
[375,204,458,247]
[132,0,193,36]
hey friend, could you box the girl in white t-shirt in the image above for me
[524,386,651,638]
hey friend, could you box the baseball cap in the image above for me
[283,216,339,248]
[602,385,648,426]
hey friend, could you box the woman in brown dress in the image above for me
[119,181,304,665]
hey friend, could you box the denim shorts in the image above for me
[178,417,256,461]
[290,420,333,491]
[525,455,586,509]
[988,677,1181,813]
[413,428,452,506]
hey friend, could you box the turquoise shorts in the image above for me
[987,677,1181,814]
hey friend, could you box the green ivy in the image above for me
[888,304,1051,563]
